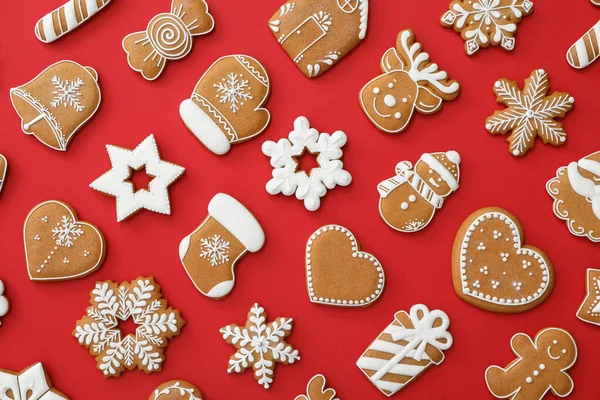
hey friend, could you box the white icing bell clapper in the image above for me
[0,280,9,326]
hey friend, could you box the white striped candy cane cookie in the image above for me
[35,0,111,43]
[567,20,600,69]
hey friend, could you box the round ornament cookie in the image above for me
[452,207,554,313]
[149,381,203,400]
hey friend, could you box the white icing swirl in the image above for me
[147,13,192,60]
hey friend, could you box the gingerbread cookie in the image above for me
[123,0,214,81]
[179,193,265,299]
[453,207,554,313]
[0,362,69,399]
[35,0,112,43]
[220,303,300,389]
[576,269,600,326]
[10,60,101,151]
[268,0,368,78]
[295,375,338,400]
[567,20,600,69]
[486,69,574,157]
[547,151,600,242]
[357,304,453,397]
[441,0,533,55]
[262,116,352,211]
[359,30,460,134]
[378,151,461,232]
[0,154,6,194]
[74,277,185,377]
[306,225,384,307]
[90,134,185,222]
[180,55,271,155]
[24,200,106,281]
[593,0,600,5]
[149,381,203,400]
[486,328,577,400]
[0,280,9,326]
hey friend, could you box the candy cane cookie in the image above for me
[35,0,111,43]
[567,20,600,69]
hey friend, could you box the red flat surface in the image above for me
[1,0,599,398]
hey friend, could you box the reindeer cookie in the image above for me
[486,328,577,400]
[359,30,460,134]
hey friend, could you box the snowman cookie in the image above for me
[378,151,460,232]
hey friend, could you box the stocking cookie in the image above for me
[0,280,9,326]
[486,328,577,399]
[123,0,214,81]
[179,193,265,299]
[576,269,600,326]
[295,374,338,400]
[547,151,600,242]
[306,225,384,307]
[180,55,271,155]
[35,0,112,43]
[149,381,203,400]
[486,69,574,157]
[10,60,101,151]
[441,0,533,55]
[359,30,460,134]
[0,362,69,399]
[24,200,106,281]
[378,151,461,232]
[452,207,554,313]
[567,20,600,69]
[0,154,6,194]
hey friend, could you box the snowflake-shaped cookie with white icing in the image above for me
[74,277,185,377]
[262,116,352,211]
[220,303,300,389]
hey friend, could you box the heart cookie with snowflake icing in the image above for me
[452,207,554,313]
[24,200,106,281]
[306,225,385,307]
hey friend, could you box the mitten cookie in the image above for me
[378,151,461,232]
[547,151,600,242]
[24,200,106,281]
[180,55,271,155]
[577,269,600,326]
[452,207,554,313]
[295,375,338,400]
[0,363,69,399]
[486,69,574,157]
[0,280,9,326]
[567,20,600,69]
[268,0,368,78]
[486,328,577,399]
[123,0,214,80]
[149,381,203,400]
[0,155,6,194]
[10,60,101,151]
[35,0,112,43]
[179,193,265,299]
[359,30,460,134]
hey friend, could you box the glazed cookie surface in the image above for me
[0,362,69,399]
[149,381,203,400]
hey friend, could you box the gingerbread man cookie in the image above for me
[295,374,338,400]
[576,269,600,326]
[486,328,577,400]
[0,362,69,399]
[149,381,203,400]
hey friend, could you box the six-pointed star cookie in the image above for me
[90,134,185,222]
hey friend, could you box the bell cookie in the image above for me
[24,200,106,281]
[90,134,185,222]
[35,0,112,43]
[576,268,600,326]
[179,55,271,155]
[10,60,101,151]
[378,151,461,232]
[567,20,600,69]
[359,29,460,134]
[440,0,533,55]
[356,304,453,397]
[295,374,338,400]
[306,225,384,307]
[149,381,203,400]
[0,154,6,194]
[452,207,554,313]
[268,0,368,78]
[74,277,186,377]
[262,116,352,211]
[179,193,265,299]
[546,151,600,242]
[0,280,9,326]
[220,303,300,389]
[0,362,69,399]
[123,0,214,81]
[486,69,574,157]
[486,328,577,400]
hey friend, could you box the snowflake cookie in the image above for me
[486,69,574,157]
[262,116,352,211]
[220,303,300,389]
[90,134,185,221]
[295,374,339,400]
[149,380,203,400]
[0,362,69,399]
[74,277,186,377]
[0,280,9,326]
[441,0,533,55]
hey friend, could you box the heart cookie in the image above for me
[306,225,385,307]
[24,200,106,281]
[452,207,554,313]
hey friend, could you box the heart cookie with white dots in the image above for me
[452,207,554,313]
[305,225,385,307]
[24,200,106,281]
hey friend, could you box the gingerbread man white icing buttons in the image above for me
[0,280,9,326]
[577,269,600,326]
[35,0,112,43]
[0,362,69,399]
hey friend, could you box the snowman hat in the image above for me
[421,151,461,191]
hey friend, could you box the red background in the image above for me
[1,0,599,398]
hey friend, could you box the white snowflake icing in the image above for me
[214,73,253,113]
[199,234,230,266]
[401,220,427,232]
[51,215,83,247]
[50,75,85,111]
